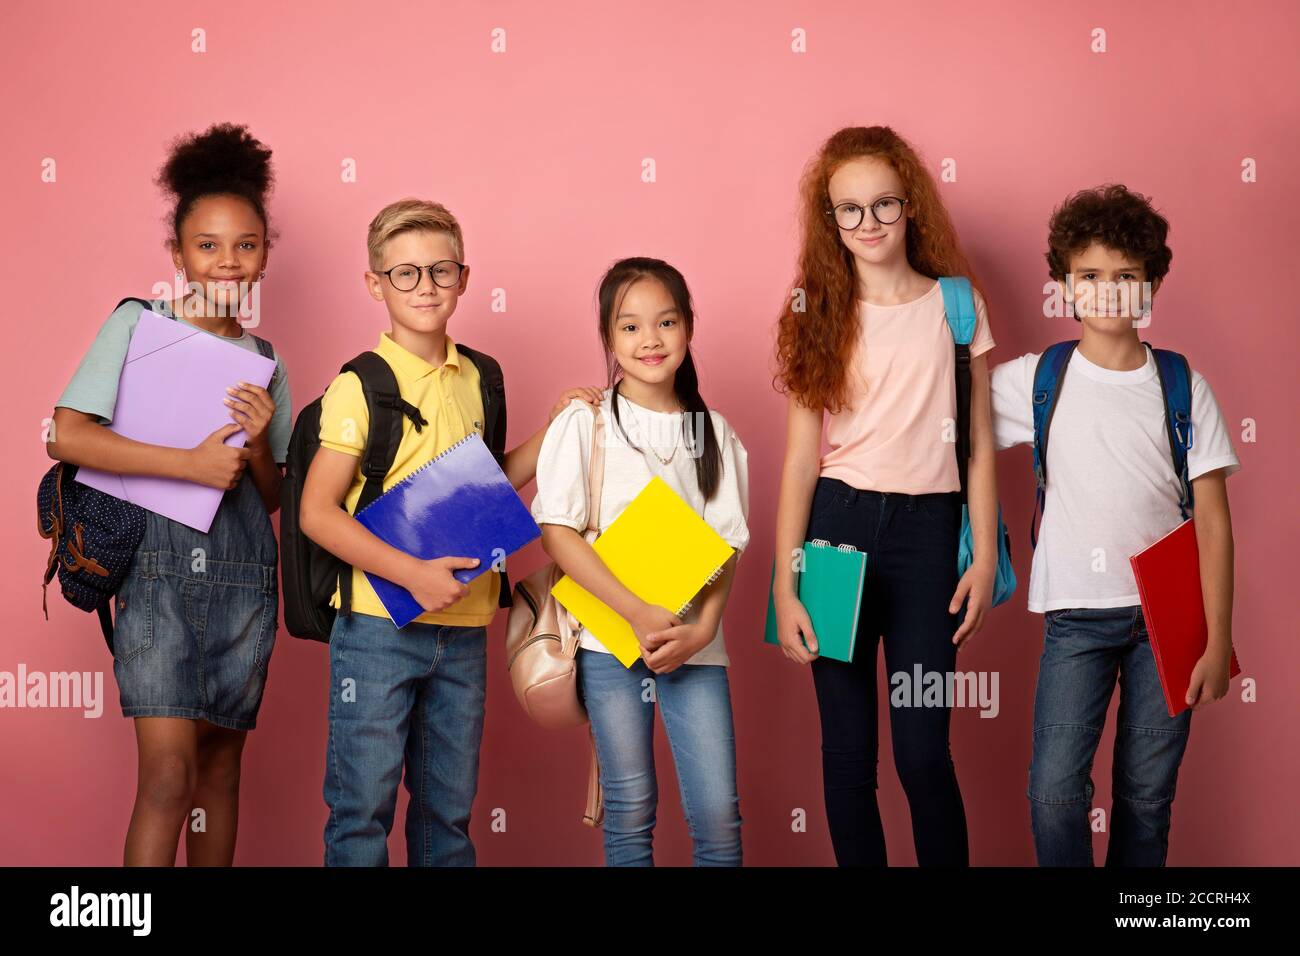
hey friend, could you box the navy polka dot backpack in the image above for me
[38,460,146,653]
[38,297,157,652]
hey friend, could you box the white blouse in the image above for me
[530,388,750,666]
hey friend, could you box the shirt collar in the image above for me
[376,331,461,380]
[1069,342,1156,385]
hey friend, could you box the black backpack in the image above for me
[39,296,278,653]
[280,343,510,642]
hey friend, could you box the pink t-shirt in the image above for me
[819,279,995,494]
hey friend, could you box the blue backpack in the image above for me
[1029,340,1194,548]
[938,277,1017,606]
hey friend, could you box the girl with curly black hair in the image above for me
[48,122,291,866]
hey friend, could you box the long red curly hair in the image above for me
[774,126,987,412]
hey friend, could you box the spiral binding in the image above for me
[808,538,858,553]
[674,564,726,616]
[353,432,479,518]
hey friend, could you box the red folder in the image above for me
[1129,518,1241,717]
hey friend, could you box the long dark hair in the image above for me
[596,257,722,501]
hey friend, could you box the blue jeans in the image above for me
[577,649,742,866]
[323,610,487,866]
[1028,605,1192,866]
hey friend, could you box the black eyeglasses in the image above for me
[376,260,465,291]
[826,197,909,230]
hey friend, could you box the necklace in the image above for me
[617,392,681,465]
[649,443,677,466]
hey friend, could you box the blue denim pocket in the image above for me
[113,568,156,664]
[252,589,278,676]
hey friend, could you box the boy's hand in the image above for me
[406,556,480,613]
[224,381,275,454]
[549,386,604,422]
[1186,646,1232,709]
[950,560,995,648]
[188,423,253,489]
[642,621,710,673]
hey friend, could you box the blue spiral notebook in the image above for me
[353,431,541,628]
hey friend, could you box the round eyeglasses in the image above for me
[826,197,909,230]
[377,260,464,291]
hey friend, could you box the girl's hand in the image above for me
[1186,646,1232,709]
[628,603,682,652]
[188,423,253,489]
[224,381,276,453]
[549,386,604,422]
[405,556,479,613]
[950,561,996,648]
[773,591,819,664]
[642,621,710,674]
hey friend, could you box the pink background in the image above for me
[2,0,1296,865]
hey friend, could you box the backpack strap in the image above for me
[453,342,512,608]
[585,406,607,535]
[1030,340,1079,549]
[938,277,976,499]
[455,343,507,465]
[1028,341,1194,548]
[938,277,977,346]
[335,351,428,615]
[1148,344,1195,520]
[250,334,281,395]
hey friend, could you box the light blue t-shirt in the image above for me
[55,297,293,464]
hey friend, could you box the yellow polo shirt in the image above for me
[318,331,500,626]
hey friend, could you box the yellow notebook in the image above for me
[550,476,735,667]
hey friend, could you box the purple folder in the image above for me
[75,309,277,533]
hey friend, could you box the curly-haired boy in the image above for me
[990,184,1241,866]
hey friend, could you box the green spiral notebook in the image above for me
[763,539,867,663]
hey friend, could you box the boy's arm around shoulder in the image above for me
[502,386,604,490]
[989,352,1039,451]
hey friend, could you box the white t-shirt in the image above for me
[530,388,750,666]
[991,346,1240,613]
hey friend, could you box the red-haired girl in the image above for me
[771,126,999,866]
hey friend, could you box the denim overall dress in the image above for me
[109,302,280,731]
[112,466,279,731]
